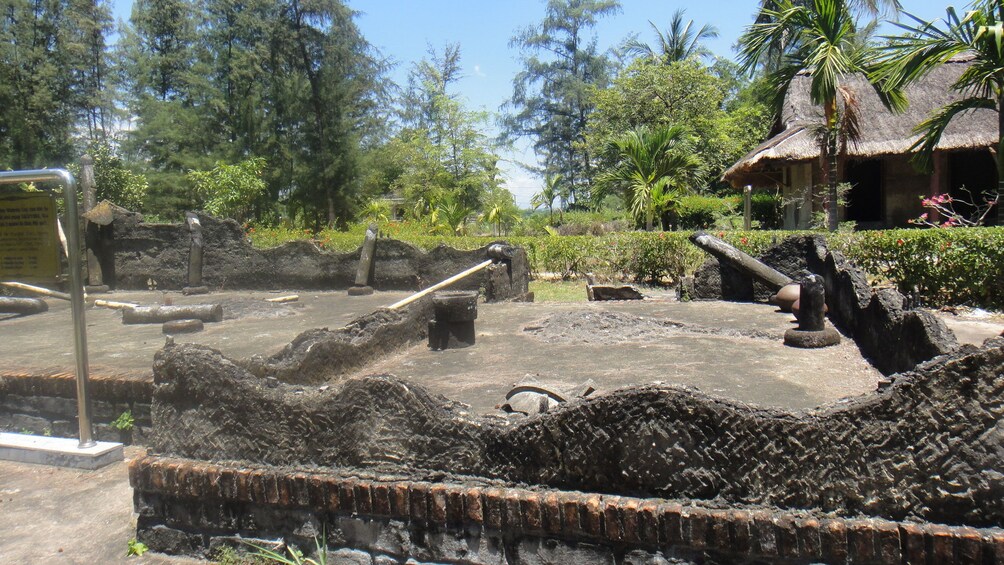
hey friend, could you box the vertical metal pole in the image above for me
[0,169,94,447]
[743,185,752,231]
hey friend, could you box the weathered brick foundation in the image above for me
[0,370,152,443]
[130,455,1004,564]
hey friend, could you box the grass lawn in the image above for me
[529,280,588,302]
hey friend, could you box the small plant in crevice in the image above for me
[126,539,148,557]
[111,410,135,432]
[243,532,328,565]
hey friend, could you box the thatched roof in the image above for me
[723,54,997,186]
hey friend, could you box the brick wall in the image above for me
[130,455,1004,564]
[0,370,152,442]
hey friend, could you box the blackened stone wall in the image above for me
[150,336,1004,527]
[692,235,958,374]
[243,299,434,385]
[106,211,529,299]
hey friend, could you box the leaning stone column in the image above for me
[348,223,378,296]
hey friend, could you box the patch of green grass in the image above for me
[529,280,588,303]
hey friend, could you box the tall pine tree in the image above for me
[502,0,620,207]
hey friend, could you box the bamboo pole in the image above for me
[387,259,492,311]
[1,281,72,301]
[92,299,138,310]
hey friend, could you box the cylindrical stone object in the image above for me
[0,297,48,315]
[689,231,793,291]
[123,304,224,324]
[797,275,826,332]
[432,291,478,322]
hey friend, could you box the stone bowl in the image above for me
[770,283,801,313]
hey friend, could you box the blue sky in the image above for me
[109,0,954,206]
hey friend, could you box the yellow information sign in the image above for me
[0,193,60,282]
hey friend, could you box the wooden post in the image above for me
[743,185,752,230]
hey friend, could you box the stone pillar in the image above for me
[80,154,108,293]
[183,212,208,295]
[784,275,840,348]
[348,223,377,296]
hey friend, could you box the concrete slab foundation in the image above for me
[0,431,123,470]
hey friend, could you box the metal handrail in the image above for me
[0,169,94,448]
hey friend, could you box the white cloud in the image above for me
[473,64,486,78]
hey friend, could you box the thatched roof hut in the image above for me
[723,54,997,188]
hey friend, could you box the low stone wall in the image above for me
[692,235,958,374]
[242,299,434,385]
[0,298,435,441]
[101,209,530,298]
[149,337,1004,528]
[130,455,1004,564]
[0,370,152,443]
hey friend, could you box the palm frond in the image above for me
[910,96,997,170]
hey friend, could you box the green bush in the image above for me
[675,195,733,229]
[832,227,1004,309]
[675,193,782,230]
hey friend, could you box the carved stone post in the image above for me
[81,154,108,293]
[348,223,378,296]
[183,212,208,295]
[784,275,840,348]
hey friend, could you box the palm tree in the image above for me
[748,0,901,71]
[738,0,905,231]
[623,10,719,64]
[877,0,1004,198]
[597,125,704,230]
[531,174,563,225]
[431,196,473,236]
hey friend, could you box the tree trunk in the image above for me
[998,92,1004,201]
[828,131,839,232]
[824,98,840,232]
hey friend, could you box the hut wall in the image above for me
[881,155,929,227]
[782,162,815,229]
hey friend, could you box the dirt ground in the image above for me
[0,446,201,565]
[2,288,1002,564]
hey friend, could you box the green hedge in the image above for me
[831,228,1004,309]
[675,194,783,230]
[249,226,1004,309]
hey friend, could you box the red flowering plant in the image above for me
[910,188,999,228]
